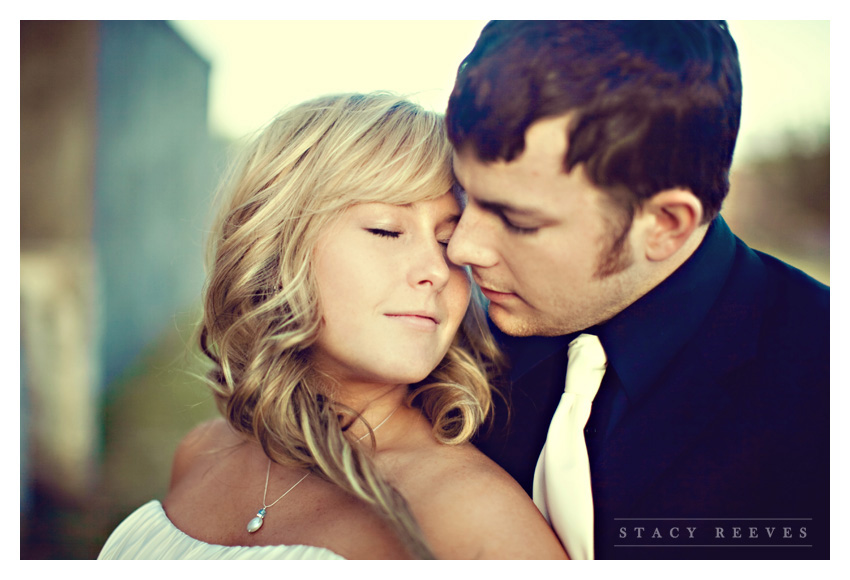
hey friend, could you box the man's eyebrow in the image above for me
[476,198,544,217]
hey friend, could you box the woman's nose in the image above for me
[408,239,451,290]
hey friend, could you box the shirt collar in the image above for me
[594,215,738,405]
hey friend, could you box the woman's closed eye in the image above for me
[366,228,401,239]
[436,223,457,250]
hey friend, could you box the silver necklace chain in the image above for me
[262,462,310,510]
[356,403,401,442]
[246,403,402,533]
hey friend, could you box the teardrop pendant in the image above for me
[247,462,309,534]
[247,508,266,533]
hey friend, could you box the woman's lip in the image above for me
[385,313,440,329]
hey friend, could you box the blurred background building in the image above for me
[19,20,829,559]
[21,20,223,558]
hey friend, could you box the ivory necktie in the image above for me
[533,333,607,560]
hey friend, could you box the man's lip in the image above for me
[479,285,513,296]
[479,286,517,300]
[474,278,516,298]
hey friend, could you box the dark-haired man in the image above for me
[447,21,828,560]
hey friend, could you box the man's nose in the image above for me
[447,205,500,269]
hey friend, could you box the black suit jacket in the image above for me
[475,217,829,559]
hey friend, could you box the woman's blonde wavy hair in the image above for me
[199,92,502,559]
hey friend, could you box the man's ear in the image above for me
[640,189,703,262]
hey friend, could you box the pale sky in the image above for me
[170,20,830,163]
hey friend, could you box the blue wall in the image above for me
[94,21,220,386]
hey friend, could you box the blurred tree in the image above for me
[724,127,829,284]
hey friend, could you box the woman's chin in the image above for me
[373,365,437,387]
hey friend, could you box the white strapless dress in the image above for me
[97,500,346,560]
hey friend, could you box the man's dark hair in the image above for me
[447,20,742,224]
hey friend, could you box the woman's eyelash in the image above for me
[367,228,401,238]
[366,228,453,246]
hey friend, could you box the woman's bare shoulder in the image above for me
[168,418,244,489]
[402,443,567,560]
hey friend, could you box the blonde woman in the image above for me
[98,93,567,560]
